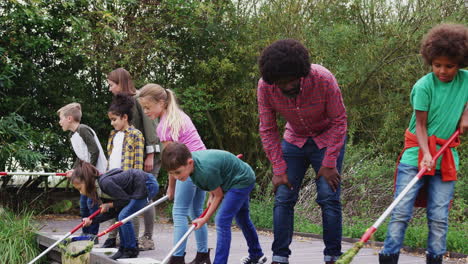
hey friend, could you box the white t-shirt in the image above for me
[108,131,125,170]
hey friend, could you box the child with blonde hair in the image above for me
[139,84,210,264]
[57,102,107,239]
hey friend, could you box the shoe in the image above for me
[241,255,267,264]
[325,261,335,264]
[379,253,399,264]
[426,254,443,264]
[189,249,211,264]
[168,254,186,264]
[110,247,124,260]
[102,238,116,248]
[271,262,287,264]
[138,235,155,251]
[110,247,139,260]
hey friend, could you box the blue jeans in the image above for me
[214,183,263,264]
[381,163,455,258]
[172,177,208,256]
[80,194,100,235]
[118,176,159,249]
[272,138,346,263]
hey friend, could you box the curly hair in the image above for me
[258,39,311,84]
[108,93,135,122]
[420,23,468,68]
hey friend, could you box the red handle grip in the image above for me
[98,221,123,238]
[70,208,102,234]
[193,206,211,227]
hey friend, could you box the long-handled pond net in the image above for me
[27,208,102,264]
[336,130,460,264]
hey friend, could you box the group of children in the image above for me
[56,22,467,264]
[59,69,265,263]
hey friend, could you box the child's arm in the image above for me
[415,110,434,170]
[166,174,176,200]
[133,132,145,170]
[192,187,224,230]
[459,103,468,134]
[162,141,175,200]
[79,126,100,166]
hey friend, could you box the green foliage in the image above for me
[50,199,73,214]
[0,113,45,171]
[1,0,467,254]
[0,208,42,264]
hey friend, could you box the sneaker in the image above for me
[240,255,267,264]
[102,238,116,248]
[138,235,155,251]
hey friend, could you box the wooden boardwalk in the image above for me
[37,217,463,264]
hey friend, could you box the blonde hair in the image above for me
[107,68,136,95]
[57,103,82,122]
[139,84,184,141]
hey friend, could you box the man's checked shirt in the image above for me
[257,64,347,175]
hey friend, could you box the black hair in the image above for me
[108,94,135,122]
[258,39,311,84]
[420,23,468,68]
[161,142,192,171]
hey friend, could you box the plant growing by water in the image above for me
[0,207,42,264]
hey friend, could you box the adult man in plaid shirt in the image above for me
[257,39,347,264]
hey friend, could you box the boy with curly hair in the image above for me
[257,39,347,264]
[379,23,468,264]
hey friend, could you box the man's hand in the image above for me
[317,166,340,192]
[144,153,154,172]
[420,152,434,171]
[82,217,93,227]
[272,173,293,193]
[192,217,208,230]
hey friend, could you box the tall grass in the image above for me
[0,208,42,264]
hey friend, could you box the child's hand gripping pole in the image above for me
[161,206,211,264]
[27,208,102,264]
[97,195,169,238]
[337,130,460,264]
[0,172,67,176]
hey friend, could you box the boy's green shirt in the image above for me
[400,69,468,169]
[190,150,255,192]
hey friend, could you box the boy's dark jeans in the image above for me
[272,138,345,263]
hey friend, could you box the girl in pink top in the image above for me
[139,84,210,264]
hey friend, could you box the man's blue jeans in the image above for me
[118,175,159,249]
[272,138,345,263]
[214,183,263,264]
[80,194,99,235]
[380,163,455,258]
[172,177,208,256]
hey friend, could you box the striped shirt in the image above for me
[107,126,145,171]
[257,64,347,175]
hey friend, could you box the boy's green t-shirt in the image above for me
[190,150,255,192]
[400,70,468,169]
